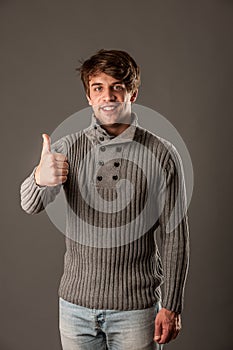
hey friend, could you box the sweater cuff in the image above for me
[20,166,50,214]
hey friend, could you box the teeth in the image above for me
[102,106,115,111]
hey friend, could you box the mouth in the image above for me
[100,104,119,111]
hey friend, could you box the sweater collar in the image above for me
[84,112,139,146]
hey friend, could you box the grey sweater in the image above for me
[20,114,189,313]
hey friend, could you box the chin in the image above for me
[97,115,122,126]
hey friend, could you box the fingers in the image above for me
[158,322,181,344]
[154,315,162,343]
[56,161,69,170]
[53,168,69,176]
[36,134,69,186]
[52,154,69,170]
[54,155,69,170]
[47,158,69,185]
[159,326,172,344]
[45,168,68,186]
[170,315,181,340]
[53,152,68,162]
[47,175,68,187]
[154,309,181,345]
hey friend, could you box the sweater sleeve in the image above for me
[158,144,190,314]
[20,137,66,215]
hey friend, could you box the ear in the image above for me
[130,89,138,103]
[86,94,92,106]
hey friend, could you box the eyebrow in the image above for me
[90,81,124,87]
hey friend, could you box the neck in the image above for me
[96,113,133,137]
[100,123,130,137]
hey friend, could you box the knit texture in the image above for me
[20,114,189,313]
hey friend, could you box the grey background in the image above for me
[1,0,232,349]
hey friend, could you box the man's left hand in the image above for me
[154,307,181,344]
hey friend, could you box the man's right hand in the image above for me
[34,134,69,187]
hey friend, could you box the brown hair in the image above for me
[76,49,140,97]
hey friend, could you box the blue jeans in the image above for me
[59,297,164,350]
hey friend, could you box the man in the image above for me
[20,49,189,350]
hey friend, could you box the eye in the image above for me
[113,85,124,91]
[94,86,102,92]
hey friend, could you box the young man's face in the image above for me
[86,72,137,126]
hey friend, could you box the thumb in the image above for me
[41,133,51,155]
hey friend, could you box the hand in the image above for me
[154,307,181,344]
[34,134,69,187]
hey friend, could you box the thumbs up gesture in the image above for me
[34,134,69,187]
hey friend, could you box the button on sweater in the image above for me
[20,113,189,313]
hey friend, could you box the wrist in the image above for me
[160,307,180,318]
[34,165,45,187]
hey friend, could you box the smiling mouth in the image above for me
[100,104,119,111]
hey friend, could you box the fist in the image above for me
[154,308,181,344]
[35,134,69,187]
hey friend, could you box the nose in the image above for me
[102,87,116,102]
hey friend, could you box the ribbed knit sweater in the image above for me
[20,113,189,314]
